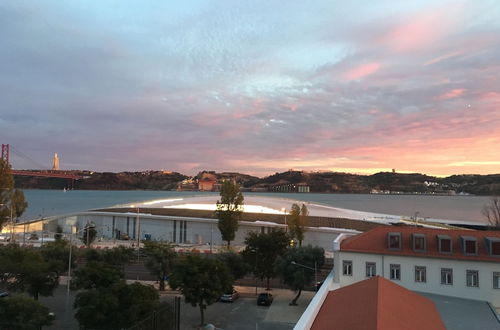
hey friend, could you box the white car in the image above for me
[220,290,239,302]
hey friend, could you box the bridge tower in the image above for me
[1,144,9,165]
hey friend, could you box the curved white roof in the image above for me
[124,195,401,224]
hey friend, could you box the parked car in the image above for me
[257,292,273,306]
[220,290,239,302]
[0,288,10,298]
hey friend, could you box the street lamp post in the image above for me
[136,207,140,261]
[291,260,317,291]
[251,248,258,295]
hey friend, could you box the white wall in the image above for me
[48,212,354,252]
[335,251,500,308]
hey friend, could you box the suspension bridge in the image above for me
[1,144,84,180]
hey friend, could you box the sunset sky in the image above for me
[1,1,499,177]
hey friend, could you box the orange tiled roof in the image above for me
[341,226,500,262]
[311,276,445,330]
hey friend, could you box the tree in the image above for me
[0,244,59,300]
[81,222,97,247]
[276,245,325,305]
[242,230,289,290]
[143,241,176,291]
[74,281,167,330]
[288,203,309,247]
[216,251,249,281]
[169,254,233,326]
[41,239,73,276]
[0,159,27,230]
[0,296,54,329]
[482,196,500,228]
[54,225,64,240]
[215,180,244,247]
[84,245,135,267]
[72,261,124,290]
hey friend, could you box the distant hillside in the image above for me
[13,169,500,195]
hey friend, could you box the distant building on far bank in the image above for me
[269,182,310,193]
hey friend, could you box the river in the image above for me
[18,189,493,224]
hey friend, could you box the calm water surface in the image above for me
[20,190,492,224]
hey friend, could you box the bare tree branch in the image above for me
[482,197,500,229]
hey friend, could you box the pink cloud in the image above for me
[424,50,464,66]
[344,62,381,80]
[379,6,461,53]
[436,88,465,100]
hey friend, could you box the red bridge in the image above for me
[2,144,84,180]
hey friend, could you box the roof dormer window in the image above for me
[388,232,401,250]
[412,233,426,252]
[485,237,500,257]
[461,236,478,256]
[437,235,452,254]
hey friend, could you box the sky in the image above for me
[1,0,500,177]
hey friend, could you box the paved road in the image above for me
[38,282,313,330]
[162,286,314,330]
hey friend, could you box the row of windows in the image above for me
[387,232,500,256]
[342,260,500,288]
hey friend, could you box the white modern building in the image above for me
[9,195,363,252]
[333,226,500,308]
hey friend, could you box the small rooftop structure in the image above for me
[311,276,445,330]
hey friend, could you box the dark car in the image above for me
[257,292,273,306]
[0,289,9,298]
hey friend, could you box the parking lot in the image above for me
[161,286,315,330]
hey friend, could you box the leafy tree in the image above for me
[74,281,168,330]
[276,245,325,305]
[288,203,309,247]
[215,180,244,247]
[0,296,54,329]
[0,244,59,300]
[242,230,289,290]
[81,222,97,247]
[72,260,124,290]
[84,245,135,267]
[169,254,233,326]
[216,251,249,281]
[41,239,73,276]
[482,196,500,228]
[102,245,135,265]
[143,241,176,291]
[54,225,64,240]
[0,159,27,230]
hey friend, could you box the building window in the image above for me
[388,232,401,250]
[437,235,452,254]
[342,260,352,276]
[485,237,500,257]
[390,264,401,280]
[415,266,426,283]
[492,242,500,256]
[441,268,453,285]
[466,270,479,287]
[412,234,426,252]
[461,236,478,255]
[494,272,500,289]
[366,262,376,277]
